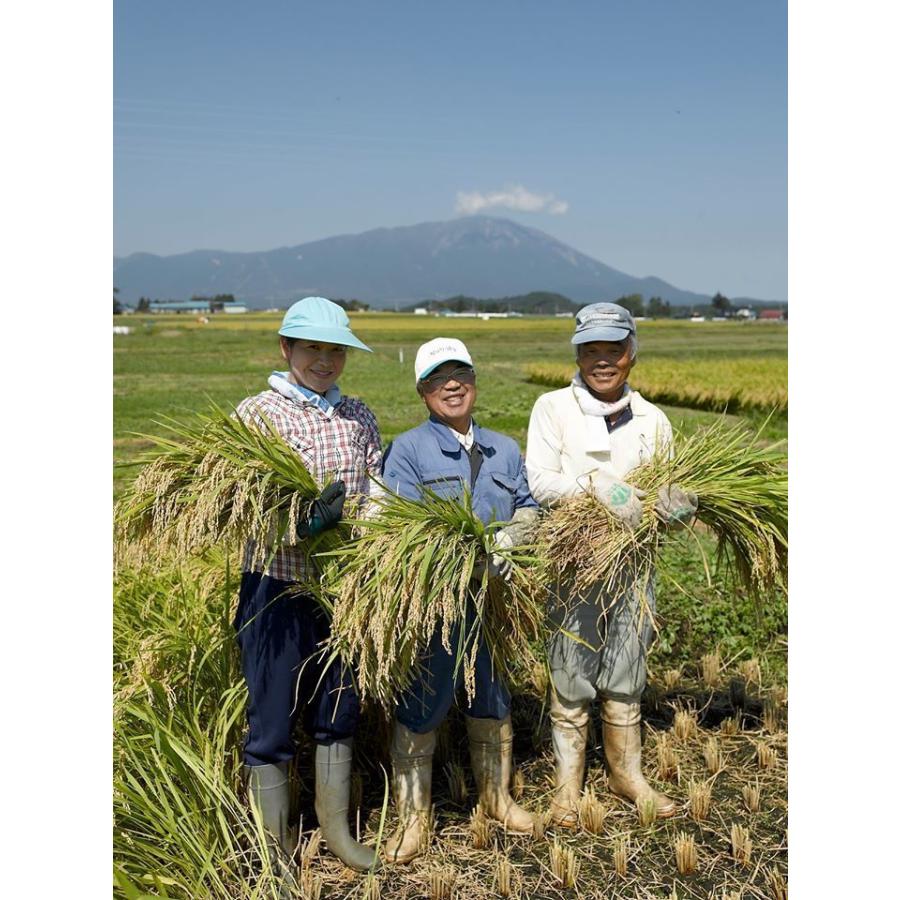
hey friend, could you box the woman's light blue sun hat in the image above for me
[278,296,372,352]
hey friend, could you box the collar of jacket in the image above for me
[426,415,495,455]
[268,371,343,416]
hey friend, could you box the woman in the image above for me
[525,302,697,825]
[379,337,538,863]
[234,296,381,872]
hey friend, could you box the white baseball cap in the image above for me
[414,337,474,382]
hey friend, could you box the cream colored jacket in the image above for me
[525,385,672,504]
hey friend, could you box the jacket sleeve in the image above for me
[525,394,582,504]
[381,438,423,502]
[512,450,539,511]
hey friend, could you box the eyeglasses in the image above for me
[420,367,476,390]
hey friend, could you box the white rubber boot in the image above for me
[466,715,534,834]
[384,722,435,864]
[602,699,676,818]
[314,739,379,871]
[548,693,590,827]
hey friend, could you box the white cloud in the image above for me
[455,184,569,216]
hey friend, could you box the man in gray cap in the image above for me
[525,302,697,825]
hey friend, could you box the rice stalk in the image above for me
[613,836,629,877]
[536,418,787,600]
[720,717,740,737]
[578,787,608,835]
[549,840,580,888]
[674,831,698,875]
[766,865,788,900]
[638,796,658,827]
[322,486,549,707]
[114,403,346,583]
[730,823,753,866]
[756,742,778,771]
[687,779,713,822]
[494,853,513,897]
[663,667,683,691]
[470,803,495,850]
[656,732,680,783]
[701,650,722,688]
[674,709,698,744]
[703,736,724,774]
[742,779,761,813]
[429,866,457,900]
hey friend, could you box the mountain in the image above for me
[113,216,769,308]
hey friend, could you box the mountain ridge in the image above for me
[113,216,783,308]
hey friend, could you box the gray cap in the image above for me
[571,302,636,345]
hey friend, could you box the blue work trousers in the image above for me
[395,606,511,734]
[234,572,360,765]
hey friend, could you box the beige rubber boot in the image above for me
[314,739,379,872]
[384,722,436,864]
[465,715,534,834]
[548,693,590,827]
[601,699,676,818]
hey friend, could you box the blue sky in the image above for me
[115,0,787,299]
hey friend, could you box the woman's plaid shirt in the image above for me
[235,386,382,584]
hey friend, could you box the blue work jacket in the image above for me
[381,416,538,526]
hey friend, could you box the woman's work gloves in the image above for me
[592,480,646,529]
[654,484,699,525]
[297,480,346,538]
[592,477,698,529]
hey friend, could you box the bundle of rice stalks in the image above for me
[322,487,549,707]
[114,403,346,575]
[536,418,787,600]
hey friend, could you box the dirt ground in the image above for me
[279,664,787,900]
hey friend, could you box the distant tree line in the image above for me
[408,292,578,315]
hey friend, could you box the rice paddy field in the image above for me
[113,313,788,899]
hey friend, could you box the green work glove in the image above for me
[655,484,699,525]
[593,480,645,530]
[297,481,346,538]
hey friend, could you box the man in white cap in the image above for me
[379,337,538,863]
[525,302,698,826]
[233,297,381,877]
